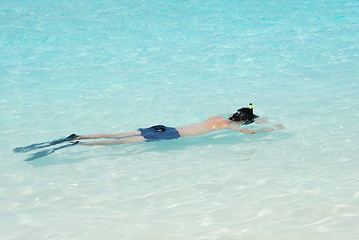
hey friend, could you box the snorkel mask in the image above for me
[228,103,259,125]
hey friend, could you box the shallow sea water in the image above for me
[1,0,359,239]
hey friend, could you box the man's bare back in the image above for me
[176,116,233,137]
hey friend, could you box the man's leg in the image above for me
[79,136,146,146]
[76,131,141,140]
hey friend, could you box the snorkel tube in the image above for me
[243,103,259,124]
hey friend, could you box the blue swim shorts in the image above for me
[138,125,181,142]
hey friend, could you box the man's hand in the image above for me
[273,124,284,130]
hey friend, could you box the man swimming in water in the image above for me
[13,103,284,161]
[75,103,284,146]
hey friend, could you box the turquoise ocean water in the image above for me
[1,0,358,239]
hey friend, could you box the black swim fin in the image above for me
[13,134,79,153]
[24,141,79,161]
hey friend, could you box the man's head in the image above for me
[228,103,259,125]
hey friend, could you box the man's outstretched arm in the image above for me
[228,124,284,134]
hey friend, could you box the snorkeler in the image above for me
[14,103,283,160]
[75,103,284,146]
